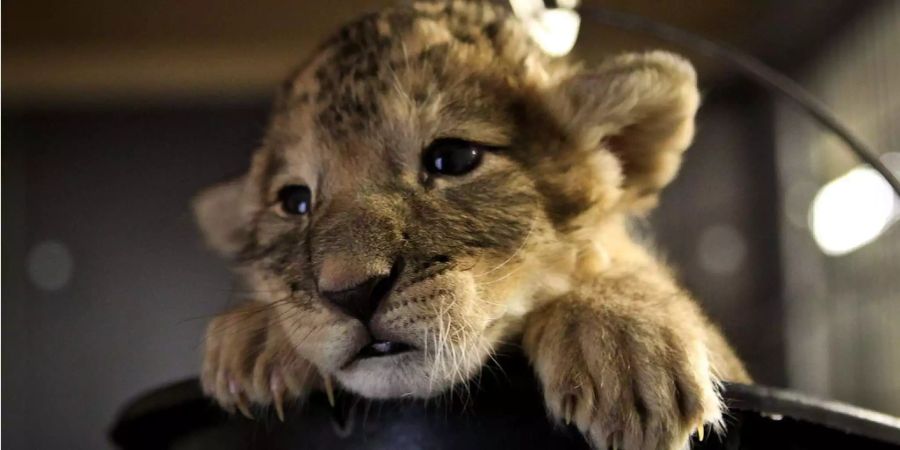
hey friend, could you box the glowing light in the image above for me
[696,224,747,275]
[809,165,899,256]
[510,0,581,57]
[27,240,74,291]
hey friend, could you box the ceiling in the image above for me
[2,0,869,107]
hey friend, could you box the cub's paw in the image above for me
[202,303,318,420]
[524,301,722,450]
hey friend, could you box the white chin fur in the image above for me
[335,349,490,399]
[336,351,447,399]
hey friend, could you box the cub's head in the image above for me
[194,1,698,398]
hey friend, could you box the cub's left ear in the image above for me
[192,176,251,258]
[552,51,700,211]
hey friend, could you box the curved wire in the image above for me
[577,6,900,197]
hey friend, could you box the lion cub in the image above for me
[194,1,750,448]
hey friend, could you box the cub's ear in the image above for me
[552,51,700,211]
[192,176,251,258]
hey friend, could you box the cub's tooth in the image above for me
[697,424,705,442]
[271,373,285,422]
[323,374,336,407]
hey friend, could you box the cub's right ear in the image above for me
[547,51,700,213]
[192,176,251,258]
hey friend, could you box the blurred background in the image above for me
[3,0,899,448]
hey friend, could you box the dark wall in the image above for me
[653,83,785,386]
[2,104,267,449]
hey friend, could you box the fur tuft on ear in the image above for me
[192,177,250,258]
[552,51,700,212]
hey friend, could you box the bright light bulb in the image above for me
[809,166,899,256]
[510,0,581,57]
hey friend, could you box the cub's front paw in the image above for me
[524,301,722,450]
[202,303,318,420]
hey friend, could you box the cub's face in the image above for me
[195,1,699,399]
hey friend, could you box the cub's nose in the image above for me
[320,276,387,322]
[318,257,402,323]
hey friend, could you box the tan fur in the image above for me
[195,2,749,448]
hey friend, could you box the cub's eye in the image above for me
[422,138,485,176]
[277,185,312,215]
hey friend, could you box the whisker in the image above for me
[473,215,538,279]
[192,297,299,340]
[478,262,528,286]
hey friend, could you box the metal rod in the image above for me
[577,6,900,197]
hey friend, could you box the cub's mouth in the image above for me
[356,340,415,359]
[340,338,418,370]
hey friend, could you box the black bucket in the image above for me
[110,353,900,450]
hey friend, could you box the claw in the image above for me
[322,373,335,407]
[229,379,254,419]
[271,372,285,422]
[562,396,573,425]
[697,424,705,442]
[236,396,254,420]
